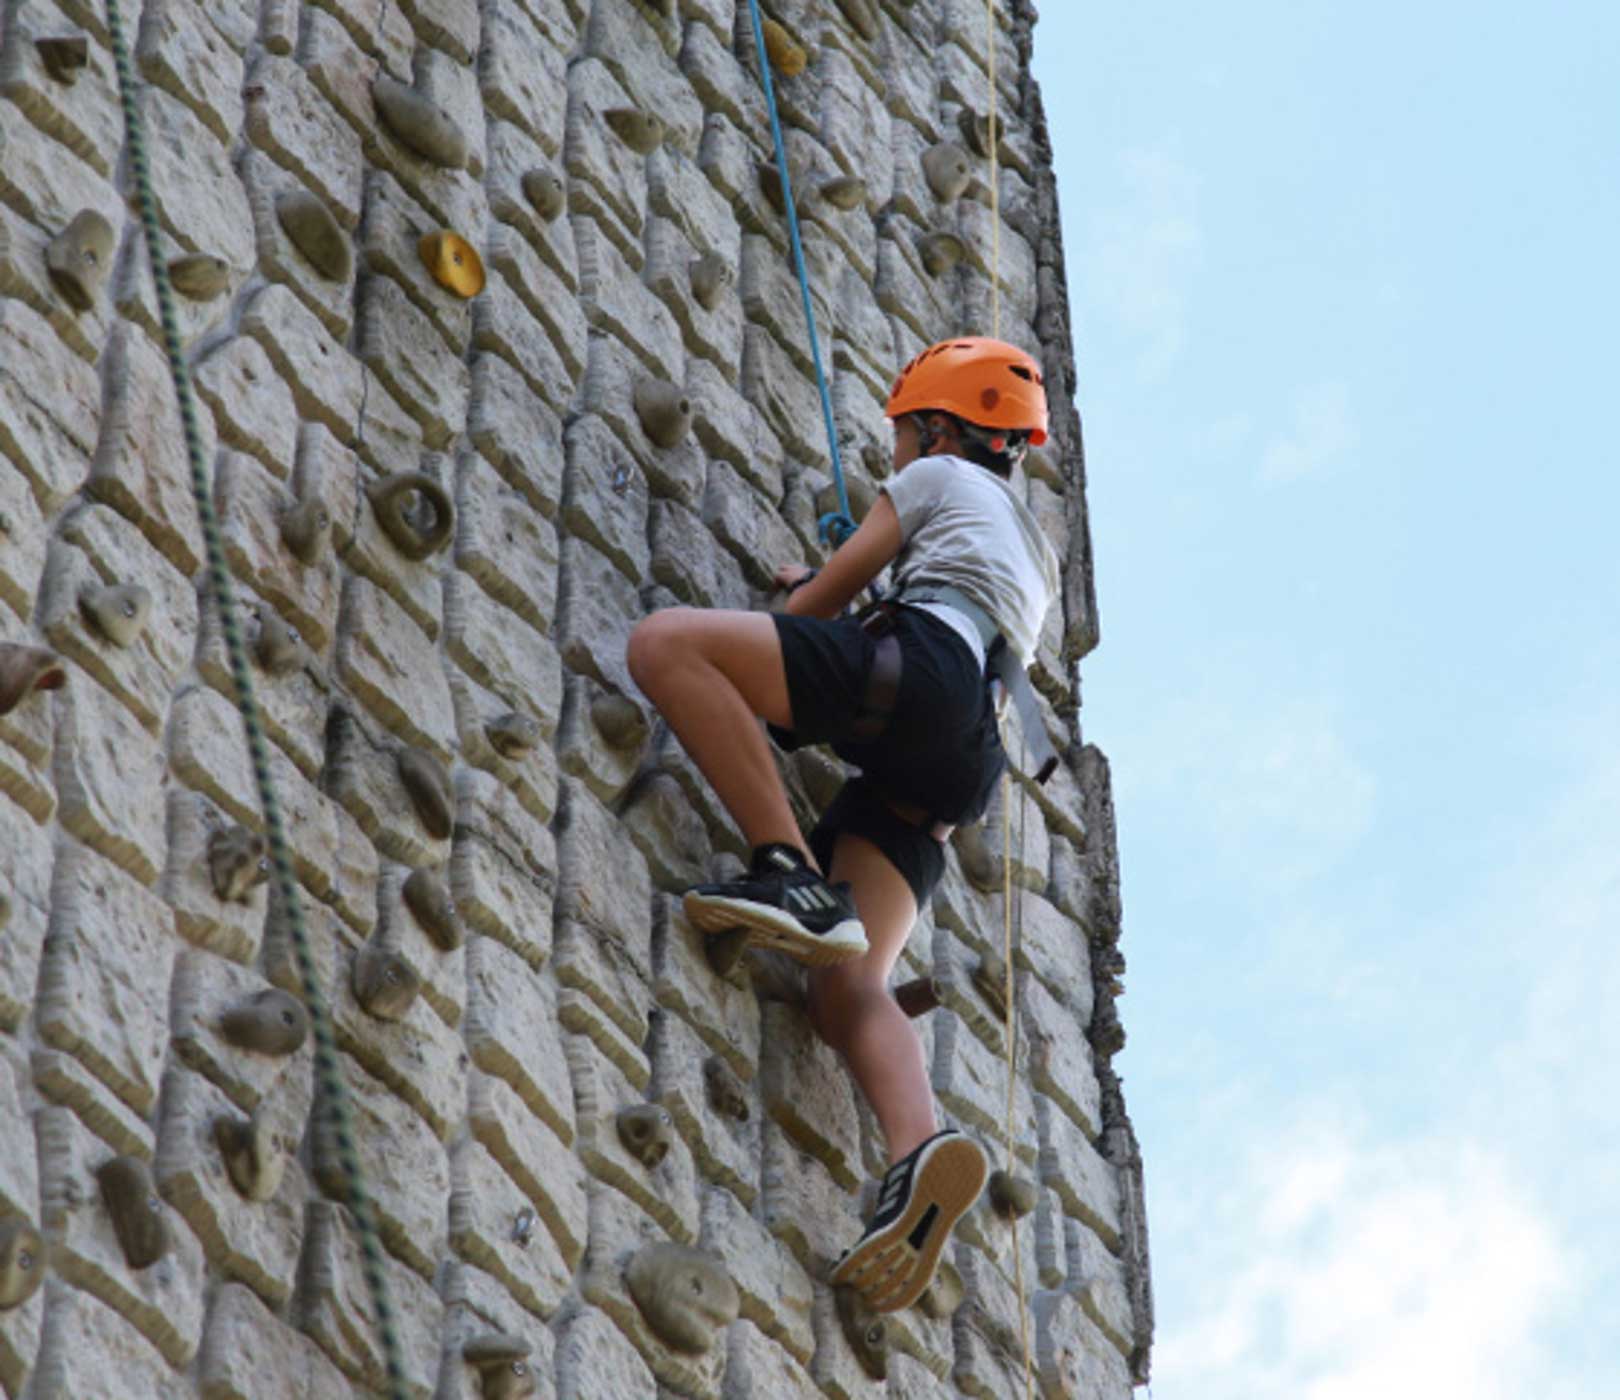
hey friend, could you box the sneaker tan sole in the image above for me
[829,1135,988,1313]
[682,890,868,967]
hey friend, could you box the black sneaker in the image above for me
[829,1128,988,1313]
[683,843,869,966]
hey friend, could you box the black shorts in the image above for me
[771,606,1005,905]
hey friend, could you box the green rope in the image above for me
[103,6,409,1395]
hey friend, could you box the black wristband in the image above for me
[786,568,819,595]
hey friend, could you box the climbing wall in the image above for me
[0,0,1151,1394]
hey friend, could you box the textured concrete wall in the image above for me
[0,0,1149,1394]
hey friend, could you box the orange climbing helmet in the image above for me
[885,336,1049,447]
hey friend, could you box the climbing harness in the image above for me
[104,4,409,1395]
[743,0,858,547]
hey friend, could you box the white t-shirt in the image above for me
[880,453,1061,665]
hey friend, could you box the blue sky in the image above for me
[1032,3,1619,1395]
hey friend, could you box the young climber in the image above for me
[625,337,1060,1313]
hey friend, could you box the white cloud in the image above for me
[1083,147,1202,378]
[1157,1120,1574,1400]
[1258,379,1357,484]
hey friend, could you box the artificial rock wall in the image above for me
[0,0,1151,1394]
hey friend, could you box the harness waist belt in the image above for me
[894,586,1060,786]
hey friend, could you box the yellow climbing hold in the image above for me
[418,230,485,298]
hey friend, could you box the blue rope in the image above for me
[744,0,857,548]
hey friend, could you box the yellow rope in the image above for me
[986,3,1035,1393]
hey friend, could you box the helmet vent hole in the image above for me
[1008,365,1033,381]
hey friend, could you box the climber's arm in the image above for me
[780,495,902,619]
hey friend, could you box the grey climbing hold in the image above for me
[78,582,151,648]
[276,190,351,282]
[703,1055,749,1122]
[0,642,67,716]
[486,711,541,761]
[168,253,232,301]
[590,692,647,750]
[36,35,89,84]
[463,1334,537,1400]
[987,1169,1038,1220]
[834,1285,888,1380]
[521,169,565,223]
[0,1217,45,1310]
[633,378,692,450]
[219,987,309,1056]
[97,1155,170,1269]
[279,495,332,565]
[918,231,966,277]
[604,106,663,155]
[921,141,973,203]
[367,471,455,562]
[213,1112,284,1202]
[252,610,303,675]
[47,209,114,311]
[918,1261,964,1320]
[704,927,750,979]
[511,1207,536,1247]
[624,1243,739,1354]
[958,108,1003,160]
[688,250,734,312]
[616,1104,674,1168]
[972,950,1010,1014]
[819,175,867,211]
[208,824,269,903]
[372,75,469,169]
[402,867,460,950]
[397,746,454,839]
[352,941,420,1021]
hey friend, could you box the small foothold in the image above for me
[213,1112,284,1202]
[987,1169,1039,1220]
[46,209,115,311]
[78,582,151,648]
[208,823,269,902]
[402,867,461,950]
[219,986,309,1056]
[972,949,1010,1013]
[918,1261,964,1320]
[0,1217,45,1310]
[603,106,663,155]
[616,1103,674,1168]
[464,1333,537,1400]
[893,975,942,1019]
[36,35,89,83]
[835,0,881,41]
[97,1156,169,1269]
[0,642,67,716]
[624,1243,739,1354]
[352,942,420,1021]
[372,75,469,169]
[834,1285,888,1380]
[279,496,332,565]
[958,107,1003,160]
[511,1207,536,1247]
[168,252,231,301]
[418,230,485,299]
[276,190,351,282]
[761,18,809,76]
[921,141,973,203]
[688,250,734,311]
[918,231,966,277]
[590,692,647,750]
[819,175,867,211]
[252,610,303,675]
[704,927,750,979]
[397,746,454,839]
[521,169,565,222]
[486,711,541,761]
[367,471,455,562]
[632,378,692,450]
[703,1055,749,1121]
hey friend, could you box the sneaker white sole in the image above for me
[829,1135,988,1313]
[682,890,869,966]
